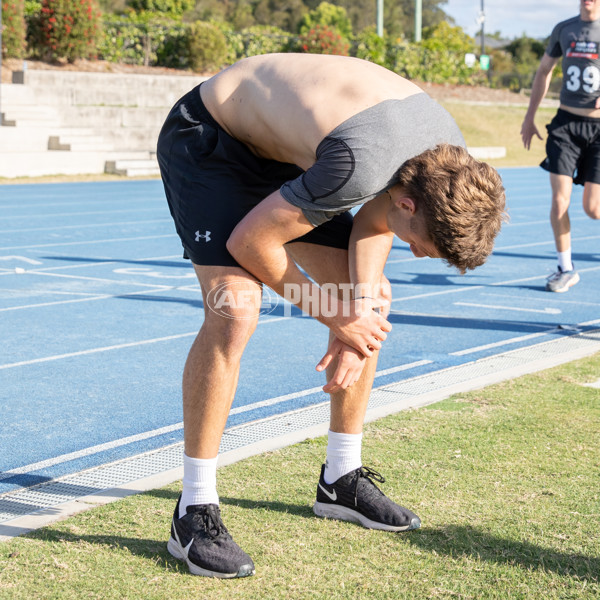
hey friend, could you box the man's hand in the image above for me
[378,274,392,318]
[330,297,391,358]
[316,337,367,393]
[521,118,543,150]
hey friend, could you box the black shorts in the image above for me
[542,109,600,185]
[157,85,352,267]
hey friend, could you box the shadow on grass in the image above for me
[25,490,599,582]
[409,524,599,582]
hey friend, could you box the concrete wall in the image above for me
[0,69,208,178]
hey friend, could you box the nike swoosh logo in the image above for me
[173,520,194,559]
[318,483,337,502]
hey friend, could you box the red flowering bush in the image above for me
[2,0,27,58]
[297,25,349,56]
[38,0,102,62]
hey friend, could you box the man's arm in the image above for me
[226,190,391,357]
[348,193,395,299]
[316,193,394,392]
[521,53,559,150]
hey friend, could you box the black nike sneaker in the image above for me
[313,465,421,532]
[167,496,255,578]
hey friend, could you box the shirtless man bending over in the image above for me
[157,53,506,579]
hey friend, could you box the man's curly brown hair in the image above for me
[396,144,507,273]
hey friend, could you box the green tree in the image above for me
[38,0,102,62]
[127,0,194,16]
[354,25,387,65]
[298,1,352,37]
[389,21,482,85]
[328,0,450,40]
[505,35,546,61]
[2,0,27,58]
[253,0,307,33]
[187,19,228,71]
[296,23,349,54]
[504,35,547,89]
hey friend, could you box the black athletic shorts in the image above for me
[541,109,600,185]
[157,84,353,267]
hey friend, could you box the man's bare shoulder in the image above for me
[200,54,427,166]
[207,53,421,102]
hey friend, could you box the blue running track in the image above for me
[1,168,599,497]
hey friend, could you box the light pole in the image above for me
[479,0,485,55]
[415,0,422,42]
[0,4,3,117]
[377,0,422,40]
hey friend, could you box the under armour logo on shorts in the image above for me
[195,230,211,242]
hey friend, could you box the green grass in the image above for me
[441,102,556,168]
[1,354,599,599]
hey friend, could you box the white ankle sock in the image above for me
[323,430,363,484]
[557,249,573,272]
[180,454,219,518]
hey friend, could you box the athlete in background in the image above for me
[521,0,600,292]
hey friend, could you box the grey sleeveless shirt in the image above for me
[546,15,600,109]
[279,93,465,227]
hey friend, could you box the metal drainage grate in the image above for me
[1,329,599,528]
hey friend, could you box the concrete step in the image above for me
[14,69,203,107]
[1,118,58,128]
[0,83,36,105]
[0,127,51,152]
[2,106,58,118]
[2,69,209,177]
[1,106,59,126]
[105,157,160,176]
[0,126,99,152]
[54,105,170,127]
[468,146,507,159]
[0,150,158,178]
[98,127,162,150]
[48,134,114,152]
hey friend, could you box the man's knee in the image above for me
[583,203,600,219]
[582,182,600,219]
[551,189,571,209]
[201,310,259,354]
[201,282,263,353]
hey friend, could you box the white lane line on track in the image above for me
[0,424,186,481]
[392,264,600,303]
[0,288,173,313]
[503,216,589,227]
[493,233,600,251]
[449,317,600,356]
[0,316,292,370]
[0,234,176,251]
[386,234,600,265]
[0,207,165,221]
[28,270,176,288]
[0,196,162,211]
[0,360,431,481]
[450,330,560,356]
[478,291,600,307]
[454,302,562,315]
[0,218,171,234]
[0,331,199,370]
[3,263,600,313]
[0,254,186,276]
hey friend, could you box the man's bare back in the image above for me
[200,53,424,169]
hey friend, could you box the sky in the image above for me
[443,0,581,40]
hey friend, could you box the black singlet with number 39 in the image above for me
[547,15,600,109]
